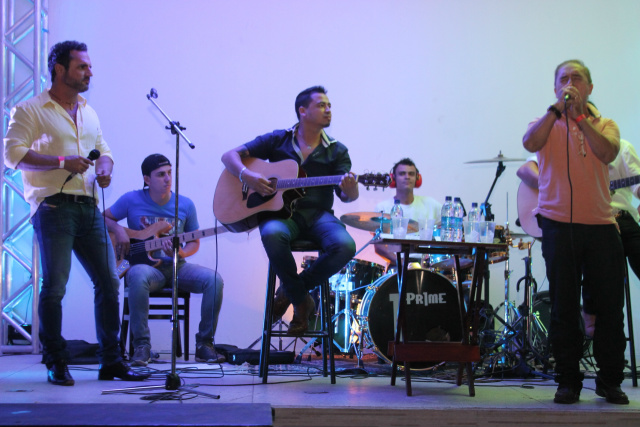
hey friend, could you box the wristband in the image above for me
[58,156,65,169]
[547,105,562,119]
[238,166,247,183]
[575,114,587,124]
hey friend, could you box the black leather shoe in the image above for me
[98,361,150,381]
[47,360,75,386]
[272,286,291,322]
[553,384,581,404]
[595,377,629,404]
[288,294,315,335]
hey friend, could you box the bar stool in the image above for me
[120,279,191,361]
[259,240,336,384]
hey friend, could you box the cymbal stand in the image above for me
[511,238,553,377]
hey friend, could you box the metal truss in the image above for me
[1,0,48,354]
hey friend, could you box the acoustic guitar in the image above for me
[213,157,391,233]
[516,174,640,239]
[110,221,228,278]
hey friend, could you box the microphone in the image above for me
[63,149,101,184]
[148,88,158,99]
[564,93,571,101]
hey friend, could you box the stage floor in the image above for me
[1,352,640,427]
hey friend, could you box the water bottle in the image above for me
[390,199,403,233]
[440,196,453,241]
[468,202,484,222]
[452,197,464,242]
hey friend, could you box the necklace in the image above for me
[49,91,77,110]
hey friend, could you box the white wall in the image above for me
[46,0,640,361]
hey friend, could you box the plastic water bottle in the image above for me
[390,199,403,233]
[452,197,464,242]
[468,202,484,222]
[440,196,453,241]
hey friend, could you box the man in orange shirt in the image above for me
[522,60,627,405]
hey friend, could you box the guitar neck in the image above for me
[276,175,345,190]
[144,226,227,251]
[610,174,640,191]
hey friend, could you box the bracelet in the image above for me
[547,105,562,119]
[58,156,65,169]
[575,114,587,124]
[238,166,247,183]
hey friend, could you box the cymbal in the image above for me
[465,151,526,164]
[340,212,419,233]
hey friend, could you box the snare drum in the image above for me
[357,269,462,368]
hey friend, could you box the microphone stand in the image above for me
[103,89,218,399]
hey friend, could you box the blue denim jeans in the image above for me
[32,198,122,365]
[539,216,626,387]
[125,261,223,349]
[259,210,356,305]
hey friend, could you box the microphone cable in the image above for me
[563,98,581,307]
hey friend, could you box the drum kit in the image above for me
[300,152,554,375]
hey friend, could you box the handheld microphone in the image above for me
[148,88,158,99]
[63,149,101,184]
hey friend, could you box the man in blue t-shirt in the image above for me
[105,154,224,365]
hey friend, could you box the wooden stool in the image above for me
[259,240,336,384]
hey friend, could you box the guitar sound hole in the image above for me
[247,192,276,208]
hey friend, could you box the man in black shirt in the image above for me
[221,86,359,334]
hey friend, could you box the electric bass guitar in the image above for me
[213,158,391,233]
[110,221,228,278]
[517,174,640,239]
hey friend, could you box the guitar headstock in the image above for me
[357,173,391,190]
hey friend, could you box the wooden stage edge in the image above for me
[275,406,640,427]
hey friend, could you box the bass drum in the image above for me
[357,269,462,368]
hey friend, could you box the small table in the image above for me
[373,236,507,396]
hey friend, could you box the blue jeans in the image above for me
[33,198,121,366]
[539,216,626,387]
[125,261,223,349]
[259,211,355,305]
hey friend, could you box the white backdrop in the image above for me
[45,0,640,361]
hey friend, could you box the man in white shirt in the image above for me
[374,158,441,268]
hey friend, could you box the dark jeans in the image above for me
[259,210,356,305]
[539,216,626,387]
[126,261,223,349]
[33,197,121,366]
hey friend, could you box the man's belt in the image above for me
[44,193,96,205]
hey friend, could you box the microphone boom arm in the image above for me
[146,91,195,149]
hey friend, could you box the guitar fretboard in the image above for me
[276,175,344,190]
[144,226,226,251]
[610,175,640,191]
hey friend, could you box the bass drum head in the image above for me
[358,269,462,369]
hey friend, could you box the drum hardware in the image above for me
[480,237,553,378]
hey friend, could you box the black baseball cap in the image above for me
[141,154,171,187]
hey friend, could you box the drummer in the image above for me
[374,158,441,270]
